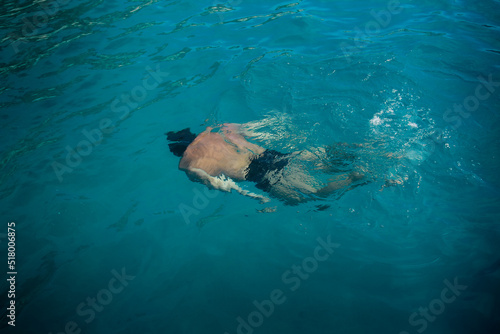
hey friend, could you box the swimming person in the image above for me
[166,123,365,205]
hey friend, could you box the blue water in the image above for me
[1,0,500,333]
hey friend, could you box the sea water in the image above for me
[0,0,499,333]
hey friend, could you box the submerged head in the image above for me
[166,128,197,157]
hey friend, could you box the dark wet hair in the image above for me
[166,128,197,157]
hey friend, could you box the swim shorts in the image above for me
[245,150,290,192]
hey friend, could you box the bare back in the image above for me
[179,125,265,180]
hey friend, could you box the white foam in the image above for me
[190,168,270,203]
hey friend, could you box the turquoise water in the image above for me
[1,0,500,333]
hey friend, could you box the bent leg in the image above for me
[315,171,365,198]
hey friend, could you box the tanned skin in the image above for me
[179,123,265,181]
[177,123,362,204]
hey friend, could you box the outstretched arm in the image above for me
[187,168,269,203]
